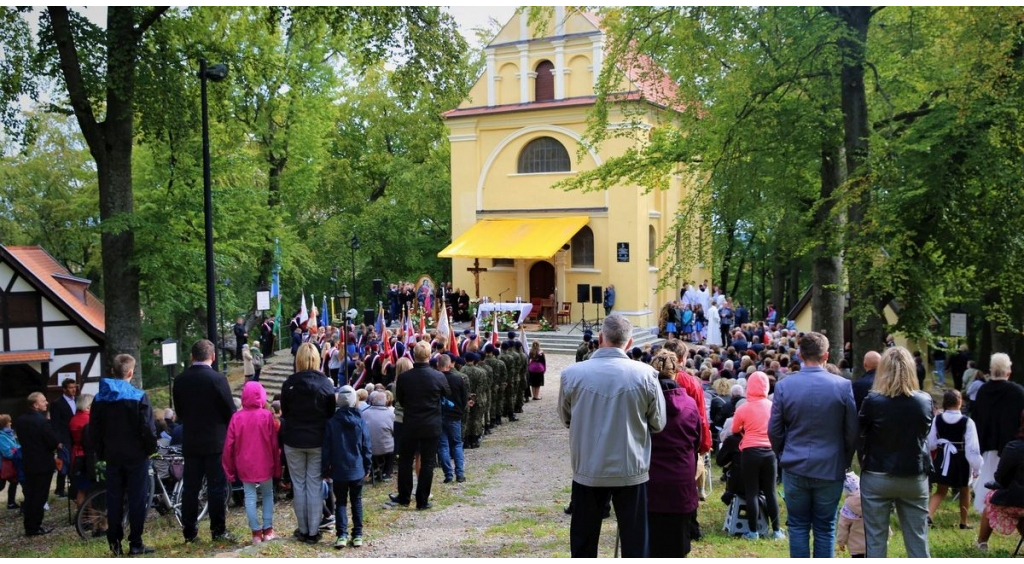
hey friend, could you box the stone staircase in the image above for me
[237,351,293,398]
[526,327,663,356]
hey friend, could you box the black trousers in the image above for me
[741,447,781,532]
[22,471,52,534]
[397,434,439,508]
[106,460,150,549]
[181,453,228,540]
[570,481,649,558]
[649,510,695,557]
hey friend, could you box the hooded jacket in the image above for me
[90,377,157,465]
[732,371,773,451]
[222,381,280,484]
[322,407,373,483]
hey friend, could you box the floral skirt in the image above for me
[984,490,1024,535]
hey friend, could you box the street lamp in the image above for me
[339,285,351,384]
[199,58,228,359]
[218,277,231,375]
[350,234,360,312]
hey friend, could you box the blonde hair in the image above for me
[395,357,414,377]
[713,377,731,396]
[295,342,322,372]
[413,341,431,363]
[76,394,94,412]
[873,346,919,397]
[650,351,679,380]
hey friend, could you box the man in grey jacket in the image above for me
[558,315,666,558]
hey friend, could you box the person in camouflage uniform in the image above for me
[513,340,528,413]
[450,354,471,439]
[462,352,489,448]
[499,342,519,422]
[483,344,507,428]
[576,330,593,362]
[476,351,496,434]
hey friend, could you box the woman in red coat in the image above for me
[68,394,93,507]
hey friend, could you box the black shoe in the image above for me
[109,541,123,556]
[507,415,519,422]
[301,532,321,545]
[387,493,410,507]
[494,418,502,426]
[55,491,67,498]
[483,428,492,435]
[416,502,433,510]
[443,477,454,484]
[26,527,51,537]
[564,503,573,515]
[129,545,155,556]
[456,476,466,483]
[7,502,19,509]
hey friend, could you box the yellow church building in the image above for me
[439,8,709,329]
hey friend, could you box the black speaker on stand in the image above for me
[570,284,591,334]
[591,286,603,324]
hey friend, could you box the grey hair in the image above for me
[991,353,1012,380]
[369,391,387,406]
[76,394,94,412]
[436,354,452,370]
[600,315,632,347]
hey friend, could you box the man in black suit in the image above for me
[387,341,450,510]
[172,339,236,543]
[48,377,77,497]
[852,350,881,413]
[232,317,247,362]
[16,392,59,536]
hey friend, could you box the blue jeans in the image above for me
[933,359,946,385]
[105,460,150,549]
[332,479,363,538]
[781,471,844,558]
[243,479,274,532]
[437,419,465,480]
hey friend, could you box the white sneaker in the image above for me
[43,503,50,511]
[976,542,989,551]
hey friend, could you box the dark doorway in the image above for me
[529,262,555,300]
[0,364,45,418]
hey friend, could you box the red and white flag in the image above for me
[491,311,499,348]
[299,293,309,329]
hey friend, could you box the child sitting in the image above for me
[222,381,280,544]
[837,472,865,558]
[322,386,373,549]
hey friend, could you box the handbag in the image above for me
[0,458,15,481]
[528,361,545,374]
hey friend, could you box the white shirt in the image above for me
[64,394,76,416]
[927,410,982,472]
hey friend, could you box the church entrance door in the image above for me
[529,261,555,300]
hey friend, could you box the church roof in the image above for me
[2,245,105,338]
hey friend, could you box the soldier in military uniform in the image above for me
[499,342,519,422]
[450,354,471,439]
[512,340,528,413]
[575,330,593,362]
[463,352,489,447]
[482,344,507,428]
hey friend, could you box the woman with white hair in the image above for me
[971,353,1024,514]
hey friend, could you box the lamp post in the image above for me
[350,234,360,312]
[199,58,228,359]
[218,278,231,375]
[339,285,351,384]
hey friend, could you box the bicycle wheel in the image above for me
[75,488,127,540]
[172,476,212,526]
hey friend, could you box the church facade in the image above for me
[440,9,708,329]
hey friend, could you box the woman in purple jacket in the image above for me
[648,351,703,557]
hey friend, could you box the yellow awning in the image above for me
[438,217,590,260]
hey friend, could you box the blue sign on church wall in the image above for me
[617,242,629,263]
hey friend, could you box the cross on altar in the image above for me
[467,258,487,299]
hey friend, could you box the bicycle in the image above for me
[75,447,211,540]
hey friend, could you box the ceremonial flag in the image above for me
[308,305,318,331]
[270,271,280,298]
[437,296,450,340]
[299,293,309,329]
[375,306,385,336]
[381,329,393,363]
[491,311,499,347]
[520,326,529,355]
[320,295,329,327]
[404,311,415,345]
[449,308,460,358]
[419,311,426,338]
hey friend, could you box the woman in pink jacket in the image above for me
[731,371,784,540]
[222,381,281,544]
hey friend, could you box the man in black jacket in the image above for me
[388,342,450,510]
[437,354,468,484]
[232,317,247,362]
[172,339,236,543]
[48,377,77,498]
[91,354,158,556]
[15,392,59,537]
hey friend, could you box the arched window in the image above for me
[649,225,657,266]
[517,137,570,174]
[571,225,594,268]
[535,60,555,102]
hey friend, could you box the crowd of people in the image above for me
[0,307,548,555]
[561,313,1024,558]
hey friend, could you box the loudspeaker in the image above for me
[373,279,382,295]
[363,308,375,326]
[591,286,603,304]
[576,284,590,303]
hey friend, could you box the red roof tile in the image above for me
[0,350,53,365]
[4,246,105,334]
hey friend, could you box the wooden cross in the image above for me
[466,258,488,299]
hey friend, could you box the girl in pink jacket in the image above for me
[731,371,784,540]
[222,381,281,544]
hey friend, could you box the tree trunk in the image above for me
[830,6,886,377]
[811,142,845,363]
[720,225,736,295]
[787,259,801,314]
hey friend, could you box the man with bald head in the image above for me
[852,350,881,412]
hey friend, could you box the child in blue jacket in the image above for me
[322,386,372,549]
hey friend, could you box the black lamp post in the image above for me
[218,277,231,374]
[199,58,228,357]
[339,285,351,384]
[350,235,360,312]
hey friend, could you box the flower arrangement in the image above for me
[408,306,435,329]
[537,316,555,332]
[481,310,519,332]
